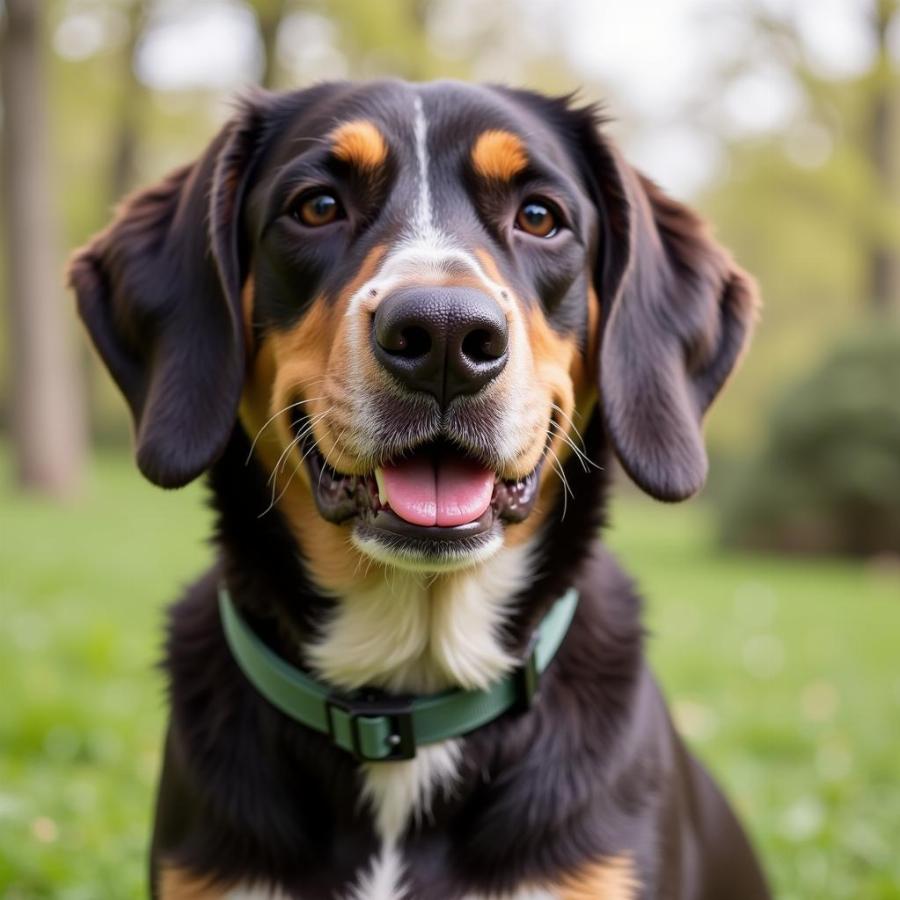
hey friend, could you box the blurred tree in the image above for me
[703,0,899,319]
[327,0,435,80]
[253,0,289,89]
[1,0,87,495]
[719,325,900,556]
[319,0,579,90]
[109,0,150,200]
[867,0,899,316]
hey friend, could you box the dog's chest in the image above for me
[223,745,560,899]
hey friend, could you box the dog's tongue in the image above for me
[378,452,494,527]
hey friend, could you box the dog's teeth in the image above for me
[374,467,388,506]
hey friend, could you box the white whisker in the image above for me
[549,402,602,471]
[246,396,326,464]
[320,427,351,492]
[258,410,333,517]
[279,411,336,499]
[546,445,571,521]
[549,419,598,473]
[267,413,323,488]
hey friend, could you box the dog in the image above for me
[69,80,770,899]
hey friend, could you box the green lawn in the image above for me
[1,450,899,898]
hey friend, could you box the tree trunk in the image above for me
[867,0,899,317]
[1,0,87,495]
[109,1,148,202]
[257,0,286,90]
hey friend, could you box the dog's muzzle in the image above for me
[372,286,509,407]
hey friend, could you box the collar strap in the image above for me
[218,584,578,762]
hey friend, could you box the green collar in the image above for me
[218,584,578,762]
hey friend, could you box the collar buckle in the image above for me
[326,691,417,761]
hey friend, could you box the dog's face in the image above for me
[241,83,600,573]
[70,81,757,582]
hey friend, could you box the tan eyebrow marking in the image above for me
[471,129,528,181]
[330,120,388,171]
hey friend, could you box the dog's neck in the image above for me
[208,419,610,695]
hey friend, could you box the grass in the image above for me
[1,449,899,898]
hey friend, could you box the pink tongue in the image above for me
[380,454,495,527]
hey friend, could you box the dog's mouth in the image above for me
[293,418,543,559]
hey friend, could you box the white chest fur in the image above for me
[305,540,536,695]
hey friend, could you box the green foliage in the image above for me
[719,326,900,555]
[0,449,210,898]
[2,448,900,896]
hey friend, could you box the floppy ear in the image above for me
[67,94,274,488]
[582,128,759,501]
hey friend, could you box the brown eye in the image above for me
[293,192,342,227]
[515,199,558,238]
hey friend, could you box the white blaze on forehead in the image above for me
[411,94,438,244]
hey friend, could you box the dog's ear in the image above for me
[579,123,758,501]
[67,93,274,488]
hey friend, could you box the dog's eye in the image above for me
[515,199,558,238]
[292,192,343,227]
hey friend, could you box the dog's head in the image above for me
[69,81,756,580]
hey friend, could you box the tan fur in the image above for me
[471,130,529,182]
[159,865,229,899]
[244,297,365,592]
[557,856,639,900]
[239,248,388,592]
[584,285,601,387]
[473,248,506,285]
[331,120,388,171]
[504,305,587,548]
[241,277,256,357]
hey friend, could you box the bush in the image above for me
[719,325,900,556]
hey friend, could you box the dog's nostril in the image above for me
[375,317,431,359]
[462,328,505,364]
[395,326,431,359]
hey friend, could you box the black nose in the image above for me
[372,286,509,405]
